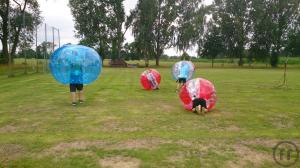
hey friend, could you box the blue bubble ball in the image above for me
[172,61,195,80]
[49,45,102,85]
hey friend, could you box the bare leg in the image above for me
[71,92,77,104]
[176,83,180,91]
[198,105,202,113]
[78,90,84,102]
[177,83,184,91]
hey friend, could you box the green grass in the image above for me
[0,63,300,167]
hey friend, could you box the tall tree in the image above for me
[0,0,40,64]
[201,21,224,68]
[131,0,177,66]
[132,0,157,67]
[213,0,251,66]
[153,0,177,66]
[175,0,201,58]
[248,0,273,64]
[69,0,130,60]
[268,0,300,67]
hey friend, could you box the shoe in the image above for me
[79,100,84,104]
[72,102,77,106]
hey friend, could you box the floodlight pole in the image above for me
[52,27,55,52]
[35,25,39,72]
[23,10,27,74]
[7,2,14,77]
[44,23,47,73]
[58,29,61,47]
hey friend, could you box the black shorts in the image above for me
[177,78,187,84]
[70,84,83,92]
[192,98,207,109]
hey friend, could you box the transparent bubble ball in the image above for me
[49,45,102,85]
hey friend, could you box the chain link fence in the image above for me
[1,22,60,75]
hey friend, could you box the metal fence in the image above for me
[1,22,61,75]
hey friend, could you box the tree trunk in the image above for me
[238,55,243,66]
[154,1,162,67]
[11,27,22,61]
[155,48,161,66]
[155,56,159,66]
[144,50,149,67]
[1,1,9,64]
[1,38,9,64]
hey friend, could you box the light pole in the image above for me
[22,9,28,74]
[7,1,14,77]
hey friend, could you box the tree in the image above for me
[213,0,251,66]
[132,0,157,67]
[153,0,177,66]
[181,51,190,60]
[131,0,177,66]
[201,22,224,68]
[248,0,273,64]
[267,0,300,67]
[175,0,201,59]
[69,0,132,61]
[286,31,300,56]
[0,0,40,64]
[122,42,141,60]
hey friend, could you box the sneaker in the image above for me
[79,100,84,104]
[72,102,77,106]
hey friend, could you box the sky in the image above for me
[37,0,213,56]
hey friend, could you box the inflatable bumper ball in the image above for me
[172,61,195,81]
[140,69,161,90]
[179,78,217,111]
[49,45,102,85]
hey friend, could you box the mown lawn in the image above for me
[0,65,300,168]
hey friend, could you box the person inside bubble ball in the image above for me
[176,63,189,92]
[192,95,207,114]
[69,52,84,106]
[146,70,159,90]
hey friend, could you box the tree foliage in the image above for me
[69,0,127,60]
[0,0,41,64]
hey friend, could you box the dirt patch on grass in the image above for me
[0,125,18,133]
[99,156,141,168]
[243,138,278,148]
[226,143,272,168]
[45,140,107,156]
[271,115,294,129]
[167,151,187,163]
[0,144,25,162]
[158,104,175,113]
[98,118,142,133]
[211,125,241,132]
[175,140,194,147]
[226,125,241,132]
[108,138,171,150]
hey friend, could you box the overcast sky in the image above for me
[38,0,213,56]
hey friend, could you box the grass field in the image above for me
[1,64,300,167]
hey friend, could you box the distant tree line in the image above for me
[2,0,298,68]
[69,0,300,67]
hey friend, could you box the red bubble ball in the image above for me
[179,78,217,111]
[140,69,161,90]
